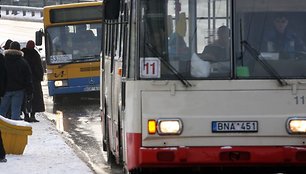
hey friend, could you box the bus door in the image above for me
[104,20,120,163]
[111,56,123,162]
[105,2,128,163]
[111,13,127,163]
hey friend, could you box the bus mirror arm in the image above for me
[241,40,288,86]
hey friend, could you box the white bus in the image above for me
[101,0,306,173]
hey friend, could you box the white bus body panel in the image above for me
[124,80,306,147]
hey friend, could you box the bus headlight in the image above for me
[54,80,68,87]
[287,118,306,134]
[157,119,183,135]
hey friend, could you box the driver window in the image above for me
[236,10,306,78]
[72,24,98,58]
[234,0,306,79]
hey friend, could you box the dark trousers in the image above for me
[0,131,5,159]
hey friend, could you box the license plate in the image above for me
[84,86,99,92]
[212,121,258,133]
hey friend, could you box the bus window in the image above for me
[235,0,306,79]
[48,26,72,56]
[72,24,100,59]
[139,0,231,80]
[46,23,102,64]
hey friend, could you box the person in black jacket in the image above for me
[0,41,33,120]
[201,26,230,61]
[0,53,7,100]
[0,52,7,163]
[21,40,45,122]
[2,39,12,50]
[0,130,6,162]
[2,39,13,118]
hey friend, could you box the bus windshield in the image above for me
[235,0,306,79]
[45,23,102,64]
[139,0,306,80]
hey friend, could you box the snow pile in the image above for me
[0,115,31,127]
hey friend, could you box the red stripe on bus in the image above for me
[126,133,141,170]
[126,133,306,170]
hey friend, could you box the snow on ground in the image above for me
[0,113,94,174]
[0,115,32,127]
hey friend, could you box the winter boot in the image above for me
[24,113,31,122]
[0,158,7,163]
[30,113,39,123]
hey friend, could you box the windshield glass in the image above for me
[139,0,231,80]
[139,0,306,80]
[235,0,306,78]
[45,23,101,64]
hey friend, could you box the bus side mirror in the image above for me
[35,29,44,46]
[104,0,120,20]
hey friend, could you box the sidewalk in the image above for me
[0,113,94,174]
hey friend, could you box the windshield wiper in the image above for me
[145,42,192,88]
[78,55,100,60]
[57,55,99,68]
[241,40,287,86]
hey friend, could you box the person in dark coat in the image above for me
[0,53,7,100]
[2,39,12,50]
[2,40,12,119]
[0,53,7,163]
[21,40,45,122]
[0,129,6,162]
[0,41,33,120]
[1,39,12,98]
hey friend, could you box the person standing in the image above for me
[0,41,33,120]
[0,53,7,101]
[21,40,45,122]
[0,51,7,163]
[2,39,13,118]
[2,39,12,50]
[1,39,12,100]
[0,125,6,162]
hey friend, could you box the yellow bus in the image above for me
[36,1,102,102]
